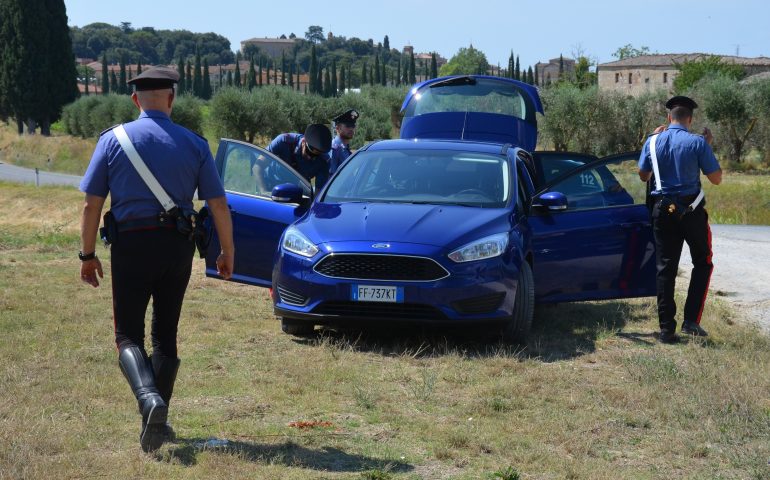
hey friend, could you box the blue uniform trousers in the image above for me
[111,228,195,358]
[652,200,713,332]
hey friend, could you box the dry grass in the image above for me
[1,185,769,480]
[0,123,97,176]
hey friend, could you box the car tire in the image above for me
[502,261,534,344]
[280,318,315,336]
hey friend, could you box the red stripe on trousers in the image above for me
[696,221,713,325]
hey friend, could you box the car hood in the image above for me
[298,202,512,248]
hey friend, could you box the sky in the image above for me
[64,0,770,69]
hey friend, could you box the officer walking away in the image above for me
[330,109,359,174]
[638,96,722,344]
[78,66,235,451]
[266,123,333,189]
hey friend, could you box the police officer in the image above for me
[638,96,722,343]
[266,123,333,189]
[330,109,359,174]
[78,66,234,451]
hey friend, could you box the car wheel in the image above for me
[280,317,315,336]
[502,261,534,344]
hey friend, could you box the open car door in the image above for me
[204,139,312,287]
[527,151,656,303]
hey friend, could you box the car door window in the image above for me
[221,141,310,198]
[532,152,597,189]
[545,156,644,211]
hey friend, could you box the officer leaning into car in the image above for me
[266,123,333,189]
[638,95,722,344]
[330,109,359,174]
[78,66,235,452]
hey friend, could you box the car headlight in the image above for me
[448,233,509,263]
[282,226,319,257]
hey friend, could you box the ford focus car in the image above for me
[204,76,656,342]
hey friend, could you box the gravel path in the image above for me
[680,224,770,332]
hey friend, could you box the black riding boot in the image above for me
[118,346,168,452]
[152,354,180,441]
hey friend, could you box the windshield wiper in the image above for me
[429,76,477,89]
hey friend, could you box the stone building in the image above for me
[240,37,297,58]
[597,53,770,95]
[534,57,575,85]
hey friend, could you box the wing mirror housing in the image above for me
[533,191,568,211]
[271,183,304,204]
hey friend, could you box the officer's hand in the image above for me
[702,127,713,145]
[653,124,667,134]
[80,258,104,288]
[216,252,234,280]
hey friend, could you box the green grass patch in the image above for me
[1,183,769,478]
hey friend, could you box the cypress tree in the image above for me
[508,51,514,78]
[534,65,539,86]
[118,56,127,94]
[281,51,286,86]
[323,68,331,97]
[296,63,301,91]
[110,71,118,93]
[288,61,294,87]
[309,45,318,94]
[396,60,401,86]
[527,66,534,85]
[408,51,416,84]
[331,59,337,95]
[266,59,271,85]
[218,64,222,88]
[515,55,520,81]
[247,57,256,90]
[558,54,564,80]
[193,49,202,96]
[369,66,374,86]
[273,59,277,84]
[101,54,109,94]
[42,0,78,134]
[136,61,142,75]
[186,61,192,93]
[374,55,380,84]
[317,64,323,94]
[234,59,241,87]
[227,70,233,86]
[361,61,367,86]
[430,53,438,79]
[177,57,185,92]
[202,58,211,99]
[258,59,263,86]
[382,62,387,86]
[83,66,89,95]
[339,65,346,93]
[127,67,132,85]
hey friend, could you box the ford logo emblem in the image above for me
[372,243,390,249]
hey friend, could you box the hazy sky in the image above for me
[64,0,769,68]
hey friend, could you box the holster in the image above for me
[652,196,702,221]
[168,206,210,258]
[100,211,117,246]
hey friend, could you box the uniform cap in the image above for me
[665,95,698,110]
[127,66,179,91]
[304,124,332,152]
[332,109,359,126]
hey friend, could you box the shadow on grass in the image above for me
[158,437,413,473]
[291,299,657,362]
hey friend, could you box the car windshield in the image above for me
[323,149,510,208]
[403,77,531,121]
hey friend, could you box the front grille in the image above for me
[452,292,506,315]
[276,285,309,306]
[314,254,449,281]
[312,301,447,321]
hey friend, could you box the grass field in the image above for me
[1,182,769,479]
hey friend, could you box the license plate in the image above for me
[351,285,403,303]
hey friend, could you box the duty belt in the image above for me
[117,214,177,233]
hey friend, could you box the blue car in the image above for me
[204,76,656,342]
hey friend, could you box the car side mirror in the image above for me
[271,183,304,204]
[533,191,568,211]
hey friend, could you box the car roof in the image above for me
[363,138,509,155]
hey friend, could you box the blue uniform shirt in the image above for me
[329,136,352,175]
[638,124,720,196]
[80,110,225,222]
[267,133,332,189]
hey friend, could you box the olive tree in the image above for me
[696,75,757,164]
